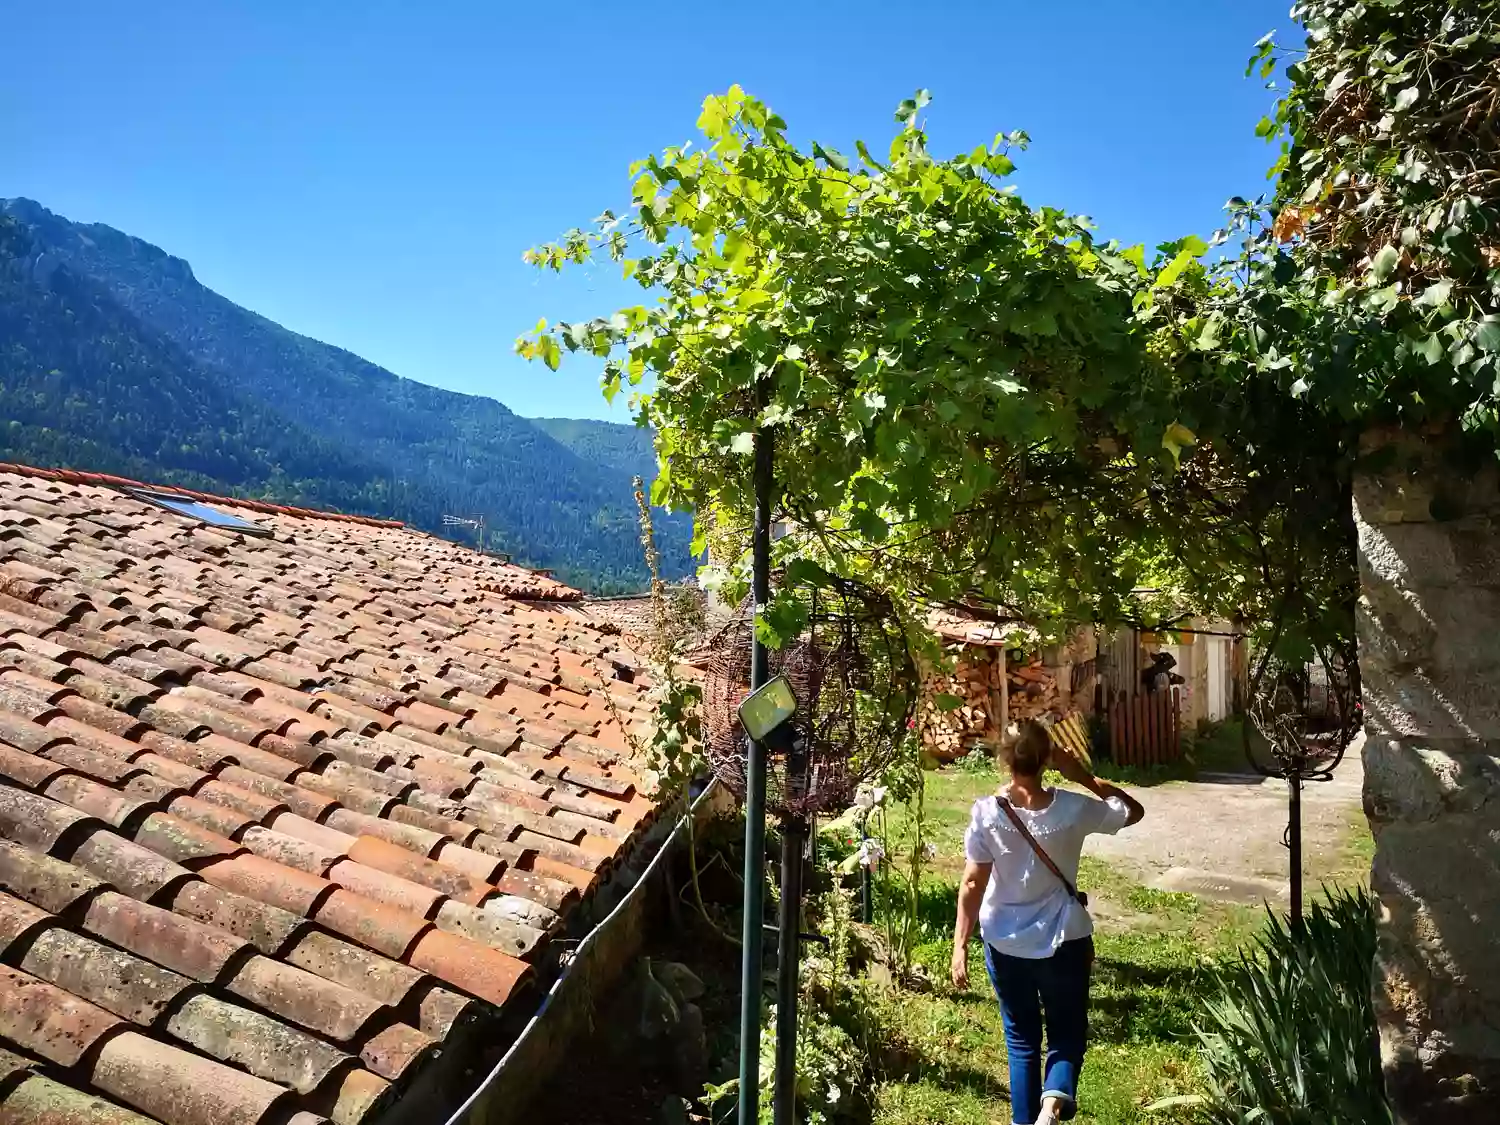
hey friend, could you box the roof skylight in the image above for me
[128,489,273,537]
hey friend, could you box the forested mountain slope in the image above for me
[0,200,692,591]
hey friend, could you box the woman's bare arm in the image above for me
[951,860,991,989]
[1054,746,1145,826]
[1089,776,1145,826]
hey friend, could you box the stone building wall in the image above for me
[1355,434,1500,1122]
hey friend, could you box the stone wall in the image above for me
[1355,434,1500,1122]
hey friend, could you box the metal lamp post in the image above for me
[734,422,811,1125]
[1244,656,1359,928]
[737,671,808,1125]
[737,425,775,1125]
[715,422,913,1124]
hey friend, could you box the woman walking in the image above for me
[950,720,1145,1125]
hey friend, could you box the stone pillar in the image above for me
[1355,432,1500,1122]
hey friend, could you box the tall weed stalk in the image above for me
[595,477,727,937]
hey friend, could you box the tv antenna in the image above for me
[442,514,486,553]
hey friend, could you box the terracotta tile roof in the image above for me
[584,585,731,669]
[0,464,663,1125]
[926,604,1040,648]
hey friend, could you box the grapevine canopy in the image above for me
[519,87,1227,643]
[1239,0,1500,433]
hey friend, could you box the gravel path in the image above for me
[1083,735,1368,898]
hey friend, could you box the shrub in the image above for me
[955,747,997,776]
[702,880,876,1125]
[1190,887,1389,1125]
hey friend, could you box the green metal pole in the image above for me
[859,815,873,924]
[772,813,806,1125]
[737,425,774,1125]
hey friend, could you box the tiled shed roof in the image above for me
[581,594,658,642]
[0,464,660,1125]
[927,605,1040,649]
[585,585,728,669]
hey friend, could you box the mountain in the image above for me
[530,418,660,482]
[0,199,693,592]
[0,215,388,506]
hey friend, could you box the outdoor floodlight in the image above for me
[738,675,798,743]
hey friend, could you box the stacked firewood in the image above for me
[1008,656,1060,722]
[919,648,1061,760]
[919,649,997,759]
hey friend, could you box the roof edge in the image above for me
[439,779,723,1125]
[0,460,590,602]
[0,461,404,528]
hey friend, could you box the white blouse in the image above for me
[964,788,1131,959]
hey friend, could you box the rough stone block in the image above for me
[1358,443,1500,1122]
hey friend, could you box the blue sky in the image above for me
[3,1,1288,422]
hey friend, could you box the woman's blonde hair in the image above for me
[997,719,1051,777]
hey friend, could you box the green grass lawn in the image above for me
[846,725,1370,1124]
[1333,802,1375,888]
[864,857,1260,1125]
[863,747,1271,1125]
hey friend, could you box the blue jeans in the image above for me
[983,936,1093,1124]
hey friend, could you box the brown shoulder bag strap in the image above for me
[996,796,1088,907]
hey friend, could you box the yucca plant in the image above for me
[1191,886,1389,1125]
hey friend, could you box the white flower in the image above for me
[856,838,885,869]
[854,784,888,811]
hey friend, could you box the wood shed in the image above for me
[918,609,1099,762]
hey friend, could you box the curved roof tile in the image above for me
[0,463,660,1123]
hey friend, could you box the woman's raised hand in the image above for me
[1053,744,1095,786]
